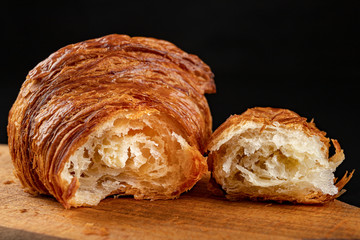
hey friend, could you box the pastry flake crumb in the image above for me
[3,180,15,185]
[83,223,109,236]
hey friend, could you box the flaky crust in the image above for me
[207,107,353,204]
[7,34,215,207]
[208,107,329,152]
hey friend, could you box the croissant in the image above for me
[7,34,216,208]
[207,107,353,204]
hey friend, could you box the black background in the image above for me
[2,1,358,206]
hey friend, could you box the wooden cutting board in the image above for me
[0,144,359,240]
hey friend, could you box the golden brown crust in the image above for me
[7,34,215,207]
[207,107,353,204]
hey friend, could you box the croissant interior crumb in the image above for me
[211,122,342,201]
[60,110,198,206]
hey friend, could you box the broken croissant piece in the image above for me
[207,107,353,204]
[7,34,216,208]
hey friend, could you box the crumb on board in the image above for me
[3,180,15,185]
[83,223,109,236]
[20,209,27,213]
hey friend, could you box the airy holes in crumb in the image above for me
[81,172,89,178]
[83,148,90,158]
[60,112,196,206]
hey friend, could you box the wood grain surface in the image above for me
[0,144,359,240]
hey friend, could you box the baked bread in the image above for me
[7,34,216,208]
[207,107,353,204]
